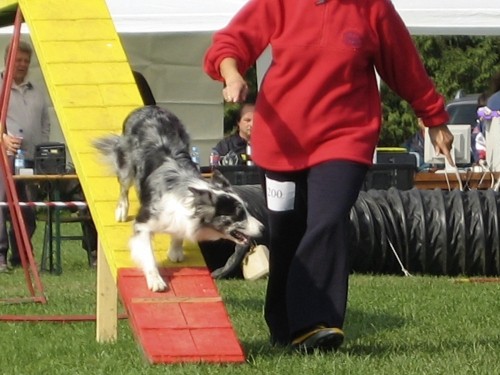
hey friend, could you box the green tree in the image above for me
[379,36,500,147]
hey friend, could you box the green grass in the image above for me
[1,222,500,374]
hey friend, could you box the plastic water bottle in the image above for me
[14,149,25,174]
[209,149,220,170]
[191,146,200,165]
[246,143,254,166]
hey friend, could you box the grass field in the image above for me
[0,222,499,375]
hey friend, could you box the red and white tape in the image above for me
[0,201,87,208]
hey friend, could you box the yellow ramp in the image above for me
[5,0,205,278]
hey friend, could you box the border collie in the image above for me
[93,106,263,292]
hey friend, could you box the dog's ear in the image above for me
[188,187,215,206]
[210,169,233,191]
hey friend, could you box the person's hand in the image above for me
[223,77,248,103]
[219,57,248,102]
[1,133,22,155]
[428,125,455,166]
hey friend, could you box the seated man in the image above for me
[213,102,255,165]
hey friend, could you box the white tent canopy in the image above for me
[105,0,248,33]
[2,0,499,35]
[392,0,500,35]
[105,0,500,35]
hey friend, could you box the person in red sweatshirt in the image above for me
[204,0,454,352]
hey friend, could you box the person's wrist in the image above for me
[225,76,245,87]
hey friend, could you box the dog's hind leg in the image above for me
[168,236,185,263]
[129,223,167,292]
[115,158,135,222]
[115,182,130,222]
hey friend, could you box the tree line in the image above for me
[380,36,500,146]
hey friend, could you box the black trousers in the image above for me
[262,160,367,345]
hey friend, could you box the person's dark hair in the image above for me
[4,40,32,63]
[223,101,256,135]
[235,102,255,122]
[477,92,488,108]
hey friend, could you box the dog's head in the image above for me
[188,171,263,244]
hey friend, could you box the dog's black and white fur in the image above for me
[93,106,263,292]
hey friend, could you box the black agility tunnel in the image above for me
[201,186,500,277]
[350,188,500,277]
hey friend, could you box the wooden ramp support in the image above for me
[1,0,246,364]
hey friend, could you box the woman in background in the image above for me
[213,102,255,165]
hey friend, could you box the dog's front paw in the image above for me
[145,270,168,292]
[168,247,185,263]
[115,202,129,222]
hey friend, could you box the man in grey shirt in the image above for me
[0,40,50,271]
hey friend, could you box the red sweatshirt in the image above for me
[204,0,449,171]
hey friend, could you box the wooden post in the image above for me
[96,241,118,342]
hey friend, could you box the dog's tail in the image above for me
[93,134,120,155]
[92,135,122,169]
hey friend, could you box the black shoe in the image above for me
[291,326,344,353]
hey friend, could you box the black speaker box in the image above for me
[362,164,416,191]
[34,142,66,175]
[215,165,261,186]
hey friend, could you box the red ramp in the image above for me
[118,267,245,364]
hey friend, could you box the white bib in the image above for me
[265,176,295,212]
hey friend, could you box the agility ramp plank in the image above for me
[1,0,245,363]
[118,268,245,364]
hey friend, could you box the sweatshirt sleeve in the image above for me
[371,0,449,127]
[203,0,278,81]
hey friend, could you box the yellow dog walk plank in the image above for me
[0,0,244,364]
[14,0,143,276]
